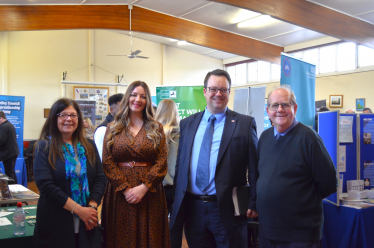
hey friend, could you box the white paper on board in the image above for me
[339,145,346,173]
[339,116,353,143]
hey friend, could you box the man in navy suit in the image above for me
[170,69,258,248]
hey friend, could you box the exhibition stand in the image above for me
[319,112,374,248]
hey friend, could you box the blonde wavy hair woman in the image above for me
[83,117,95,139]
[101,81,170,248]
[155,99,180,215]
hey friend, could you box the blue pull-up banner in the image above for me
[281,53,316,129]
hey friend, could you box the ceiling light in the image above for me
[231,10,261,24]
[177,41,189,46]
[237,15,275,28]
[169,38,179,42]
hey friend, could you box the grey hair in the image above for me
[267,85,297,106]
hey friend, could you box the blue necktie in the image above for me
[196,115,216,192]
[276,133,281,140]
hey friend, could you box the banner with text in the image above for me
[156,86,206,120]
[0,95,25,157]
[281,53,316,129]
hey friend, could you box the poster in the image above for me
[156,86,206,120]
[74,87,109,126]
[339,145,346,173]
[75,100,96,125]
[0,95,25,157]
[363,118,374,145]
[339,116,353,143]
[281,53,316,129]
[364,160,374,187]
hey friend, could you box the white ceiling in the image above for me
[1,0,374,61]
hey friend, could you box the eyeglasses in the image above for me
[268,102,294,111]
[57,113,79,120]
[207,87,230,95]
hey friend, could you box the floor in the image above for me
[26,181,189,247]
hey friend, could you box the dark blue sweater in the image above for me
[257,123,337,242]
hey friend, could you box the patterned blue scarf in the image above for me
[62,142,90,207]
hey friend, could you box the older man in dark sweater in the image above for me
[257,86,337,248]
[0,111,19,184]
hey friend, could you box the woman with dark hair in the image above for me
[33,98,107,248]
[155,99,180,215]
[101,81,170,248]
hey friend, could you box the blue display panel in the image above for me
[340,114,357,192]
[359,114,374,188]
[318,111,339,205]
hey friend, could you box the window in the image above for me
[337,42,356,71]
[258,61,270,82]
[358,45,374,67]
[319,45,337,73]
[227,66,236,85]
[303,49,319,74]
[248,62,258,82]
[235,63,247,85]
[271,63,280,80]
[291,52,303,60]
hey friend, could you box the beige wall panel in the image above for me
[163,46,223,86]
[8,30,89,139]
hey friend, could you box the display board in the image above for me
[74,86,109,126]
[281,53,316,129]
[318,111,339,206]
[233,86,266,138]
[0,95,25,157]
[339,114,357,192]
[156,86,206,120]
[359,113,374,189]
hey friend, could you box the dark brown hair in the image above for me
[203,69,232,89]
[0,111,6,119]
[35,98,96,169]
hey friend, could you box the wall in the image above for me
[0,29,222,139]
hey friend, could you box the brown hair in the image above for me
[106,81,161,151]
[35,98,96,169]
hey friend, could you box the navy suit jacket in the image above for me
[170,108,258,232]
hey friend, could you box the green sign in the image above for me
[156,86,206,120]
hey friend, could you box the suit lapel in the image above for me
[183,111,204,168]
[217,109,237,165]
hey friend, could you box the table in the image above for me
[0,158,28,187]
[322,201,374,248]
[0,205,36,247]
[0,184,39,206]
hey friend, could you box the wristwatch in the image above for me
[89,205,97,210]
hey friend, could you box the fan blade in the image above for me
[135,56,149,59]
[130,50,142,56]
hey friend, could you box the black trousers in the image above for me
[164,185,175,215]
[2,156,18,184]
[184,193,247,248]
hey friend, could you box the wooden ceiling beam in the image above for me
[210,0,374,49]
[0,5,283,63]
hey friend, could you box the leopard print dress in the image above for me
[101,123,170,248]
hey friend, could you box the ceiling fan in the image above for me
[107,32,149,59]
[107,5,149,59]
